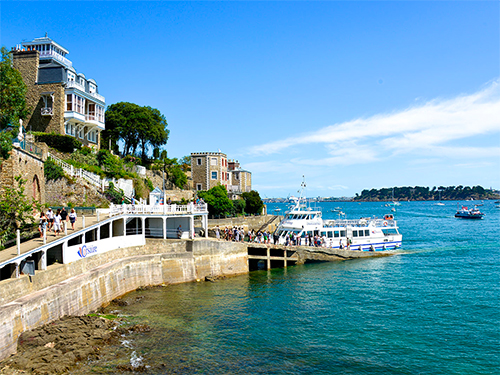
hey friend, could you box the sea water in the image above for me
[74,201,499,374]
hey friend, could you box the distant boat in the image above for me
[455,204,484,219]
[435,190,445,206]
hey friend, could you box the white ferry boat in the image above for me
[274,184,403,251]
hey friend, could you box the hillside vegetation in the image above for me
[354,185,498,202]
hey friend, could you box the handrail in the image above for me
[109,203,208,217]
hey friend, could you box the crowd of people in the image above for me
[212,225,352,249]
[38,207,78,238]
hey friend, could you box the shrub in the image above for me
[32,132,82,153]
[105,182,124,204]
[145,178,154,191]
[44,159,65,181]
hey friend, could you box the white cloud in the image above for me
[249,80,500,161]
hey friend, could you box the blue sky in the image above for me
[2,1,499,197]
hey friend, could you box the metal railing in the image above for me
[109,203,208,217]
[19,141,43,158]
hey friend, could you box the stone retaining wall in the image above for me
[208,215,283,233]
[0,239,247,361]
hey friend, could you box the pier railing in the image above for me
[109,203,208,217]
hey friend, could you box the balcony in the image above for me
[85,115,105,130]
[39,50,72,67]
[66,81,105,104]
[41,107,53,116]
[66,80,85,91]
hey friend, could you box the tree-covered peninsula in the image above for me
[354,185,499,202]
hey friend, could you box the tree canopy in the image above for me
[353,185,497,201]
[241,190,264,215]
[151,154,188,190]
[0,176,41,249]
[197,185,233,217]
[103,102,169,161]
[0,47,28,132]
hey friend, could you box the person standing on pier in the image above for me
[46,208,54,231]
[69,209,77,230]
[215,225,220,240]
[60,207,68,232]
[38,212,47,238]
[53,209,62,237]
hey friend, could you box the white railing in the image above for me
[66,80,86,91]
[66,81,105,103]
[85,114,104,124]
[41,107,53,116]
[40,50,72,67]
[109,203,208,217]
[47,153,135,201]
[89,91,105,103]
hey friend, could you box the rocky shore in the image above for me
[0,295,153,375]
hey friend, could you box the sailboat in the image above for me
[435,190,445,206]
[388,188,401,206]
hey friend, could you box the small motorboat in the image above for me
[455,205,484,219]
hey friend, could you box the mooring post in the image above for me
[43,227,46,245]
[267,246,271,270]
[284,248,287,268]
[82,215,86,229]
[16,229,20,256]
[97,210,100,222]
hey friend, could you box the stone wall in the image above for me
[0,239,248,361]
[0,146,45,205]
[208,214,283,233]
[45,177,108,207]
[12,50,65,135]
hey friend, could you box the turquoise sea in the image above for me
[77,201,499,374]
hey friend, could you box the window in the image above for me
[66,94,73,111]
[334,231,339,238]
[197,158,202,165]
[327,231,333,238]
[196,184,203,190]
[234,173,239,180]
[211,157,217,166]
[358,230,364,237]
[88,130,97,143]
[365,230,370,236]
[353,231,358,237]
[65,123,75,136]
[78,127,84,139]
[340,230,346,237]
[211,171,218,180]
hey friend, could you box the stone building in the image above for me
[11,35,105,149]
[228,159,252,194]
[190,152,229,191]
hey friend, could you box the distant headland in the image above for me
[353,185,499,202]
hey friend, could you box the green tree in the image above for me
[0,47,29,132]
[241,190,264,215]
[103,102,169,160]
[0,176,41,249]
[198,185,233,217]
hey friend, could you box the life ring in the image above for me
[383,221,388,226]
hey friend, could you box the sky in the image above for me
[1,1,499,198]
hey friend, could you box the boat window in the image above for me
[382,228,398,236]
[358,231,364,237]
[321,231,326,236]
[327,231,333,238]
[307,231,312,236]
[334,231,339,238]
[353,231,358,237]
[365,230,370,236]
[340,230,346,237]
